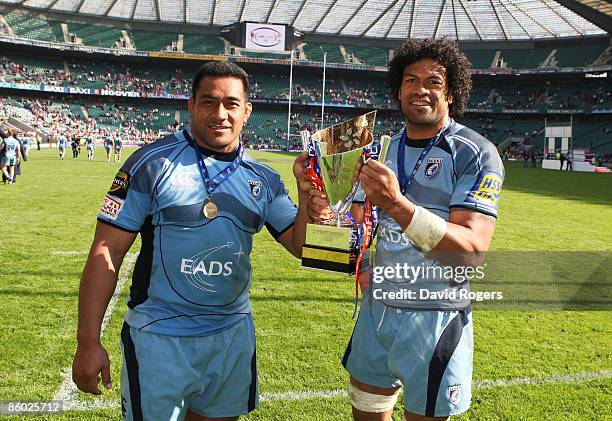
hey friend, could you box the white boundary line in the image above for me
[51,251,88,255]
[62,369,611,411]
[52,253,137,410]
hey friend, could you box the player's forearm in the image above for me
[76,248,123,346]
[386,197,493,263]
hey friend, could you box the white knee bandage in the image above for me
[347,383,399,413]
[404,205,447,252]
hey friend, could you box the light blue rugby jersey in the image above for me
[2,137,20,158]
[97,129,297,336]
[361,120,504,310]
[57,135,67,148]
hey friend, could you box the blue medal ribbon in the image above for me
[397,118,454,195]
[185,129,244,195]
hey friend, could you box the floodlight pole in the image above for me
[287,49,295,149]
[321,52,327,130]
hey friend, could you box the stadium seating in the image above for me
[181,33,225,55]
[66,22,122,48]
[463,50,498,69]
[2,12,58,42]
[499,48,552,69]
[553,44,608,68]
[343,45,388,66]
[302,42,345,63]
[130,29,177,52]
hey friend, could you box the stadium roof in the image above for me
[1,0,610,40]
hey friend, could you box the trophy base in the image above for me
[301,223,357,275]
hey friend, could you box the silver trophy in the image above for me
[302,111,391,274]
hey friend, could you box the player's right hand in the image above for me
[72,342,112,395]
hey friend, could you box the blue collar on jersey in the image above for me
[183,128,244,195]
[397,118,454,195]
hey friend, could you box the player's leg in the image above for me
[343,291,402,421]
[184,410,237,421]
[1,163,8,181]
[7,163,14,183]
[393,309,473,421]
[349,377,400,421]
[187,314,258,419]
[120,322,194,421]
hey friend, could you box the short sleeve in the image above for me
[450,141,504,218]
[97,158,151,232]
[264,176,298,240]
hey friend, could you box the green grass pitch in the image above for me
[0,147,610,420]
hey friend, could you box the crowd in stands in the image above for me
[3,55,611,111]
[0,95,166,144]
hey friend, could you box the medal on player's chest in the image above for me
[192,134,244,221]
[203,198,218,219]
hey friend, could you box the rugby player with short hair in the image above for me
[1,128,22,184]
[72,61,317,421]
[113,135,123,162]
[57,134,68,160]
[86,134,95,161]
[315,38,504,421]
[103,135,113,162]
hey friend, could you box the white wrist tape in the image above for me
[347,383,399,413]
[404,205,447,252]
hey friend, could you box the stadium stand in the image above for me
[343,45,388,66]
[66,22,122,48]
[463,49,498,69]
[2,12,58,42]
[181,33,224,55]
[130,29,177,52]
[302,42,345,63]
[553,44,608,68]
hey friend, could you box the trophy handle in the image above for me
[300,130,311,152]
[378,135,392,164]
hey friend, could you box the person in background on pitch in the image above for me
[103,135,113,162]
[86,133,95,161]
[310,38,504,421]
[1,128,22,184]
[72,61,320,421]
[113,134,123,162]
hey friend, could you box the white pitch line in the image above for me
[63,369,612,411]
[52,253,137,410]
[51,251,88,255]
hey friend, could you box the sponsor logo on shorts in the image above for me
[100,194,124,221]
[424,157,443,180]
[248,179,262,198]
[466,171,503,210]
[448,384,462,405]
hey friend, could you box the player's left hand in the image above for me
[358,159,403,211]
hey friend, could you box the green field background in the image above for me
[0,147,610,420]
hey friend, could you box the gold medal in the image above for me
[203,200,218,219]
